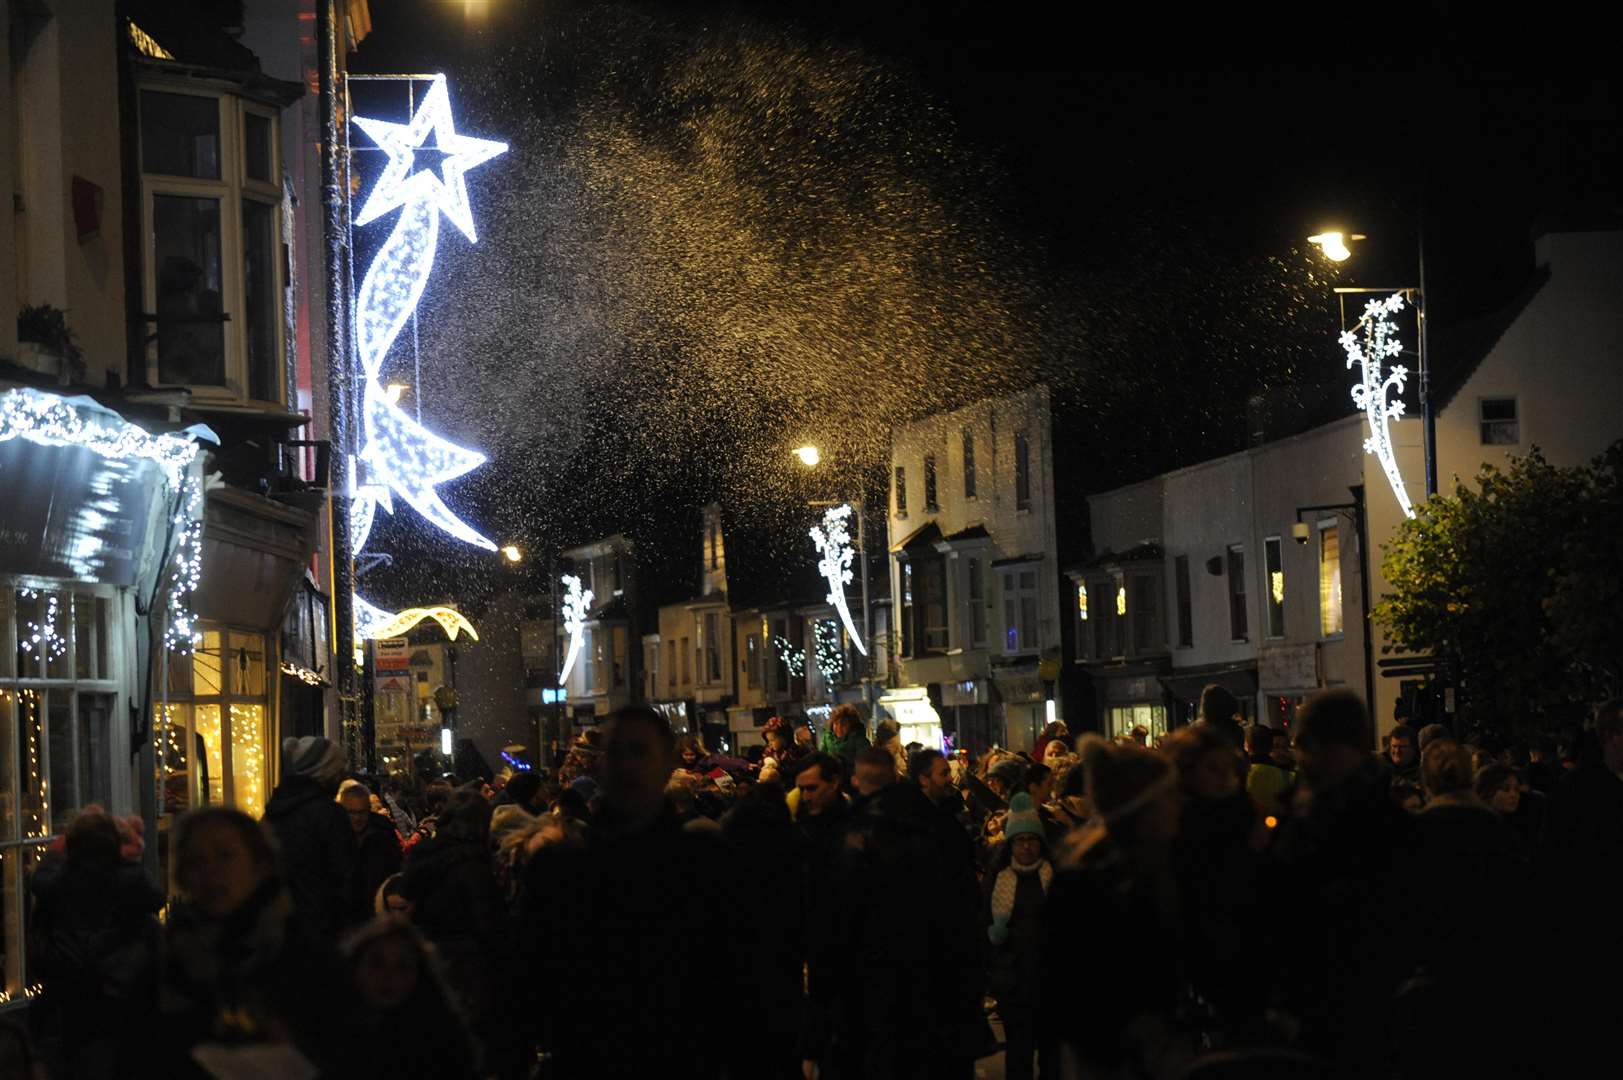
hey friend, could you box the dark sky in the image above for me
[347,1,1621,607]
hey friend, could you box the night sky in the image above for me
[348,0,1622,610]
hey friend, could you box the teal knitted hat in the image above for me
[1004,792,1044,842]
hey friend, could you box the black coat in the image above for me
[516,807,744,1079]
[345,812,402,926]
[263,776,352,939]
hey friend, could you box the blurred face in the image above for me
[355,933,421,1012]
[1190,749,1240,800]
[1271,739,1295,767]
[920,757,953,802]
[342,793,370,835]
[382,890,413,919]
[1390,735,1416,766]
[831,716,850,738]
[1011,833,1042,867]
[796,764,840,816]
[1491,776,1521,816]
[604,719,677,819]
[1028,774,1053,805]
[182,821,269,919]
[1043,742,1068,767]
[854,761,892,797]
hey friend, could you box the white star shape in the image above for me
[353,75,507,242]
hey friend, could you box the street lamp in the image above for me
[501,544,522,563]
[794,446,876,723]
[1307,231,1365,262]
[1311,228,1437,500]
[384,381,409,405]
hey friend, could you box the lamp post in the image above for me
[795,447,877,723]
[1311,228,1438,500]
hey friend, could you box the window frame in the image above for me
[137,84,286,405]
[923,453,939,513]
[962,428,977,499]
[1014,430,1031,511]
[967,557,987,648]
[1318,521,1345,639]
[894,465,908,517]
[158,621,272,822]
[1174,555,1193,648]
[1226,544,1248,642]
[1263,536,1285,639]
[1478,396,1520,445]
[1001,565,1041,656]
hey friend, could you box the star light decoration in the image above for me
[774,635,806,679]
[809,504,866,656]
[17,589,67,664]
[1341,293,1417,519]
[558,574,593,683]
[813,619,845,681]
[347,75,507,639]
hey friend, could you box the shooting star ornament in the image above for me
[1341,293,1416,519]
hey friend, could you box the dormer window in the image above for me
[139,87,285,403]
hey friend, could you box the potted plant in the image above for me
[16,303,86,383]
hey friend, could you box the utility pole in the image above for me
[317,0,360,765]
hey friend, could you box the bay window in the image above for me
[139,87,285,403]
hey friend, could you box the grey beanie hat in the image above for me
[283,736,345,787]
[1417,723,1450,752]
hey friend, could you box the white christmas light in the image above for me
[349,76,506,553]
[164,474,205,652]
[1341,293,1416,518]
[809,504,866,656]
[813,619,845,681]
[353,595,479,642]
[17,590,66,664]
[558,574,593,683]
[774,635,806,679]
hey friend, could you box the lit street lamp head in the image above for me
[794,445,821,467]
[1308,231,1366,262]
[501,544,522,563]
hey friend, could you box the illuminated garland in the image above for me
[1341,293,1416,519]
[809,504,866,656]
[348,75,508,640]
[774,635,806,679]
[558,574,593,682]
[17,589,66,664]
[165,474,204,651]
[813,619,844,681]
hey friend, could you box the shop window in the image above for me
[1108,704,1168,746]
[159,624,269,819]
[140,88,285,403]
[2,586,123,1001]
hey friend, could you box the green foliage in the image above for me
[1374,443,1623,733]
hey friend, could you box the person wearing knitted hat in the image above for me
[985,792,1055,1080]
[264,736,354,938]
[1041,736,1189,1079]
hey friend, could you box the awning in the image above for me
[1160,665,1258,704]
[192,487,317,630]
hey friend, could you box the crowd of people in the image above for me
[5,691,1621,1079]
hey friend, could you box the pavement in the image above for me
[973,1005,1007,1080]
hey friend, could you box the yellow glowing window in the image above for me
[1078,584,1088,621]
[1116,586,1127,616]
[1271,571,1285,605]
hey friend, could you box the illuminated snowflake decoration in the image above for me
[558,574,594,683]
[17,589,67,664]
[774,635,806,679]
[809,504,866,656]
[348,75,508,635]
[813,619,845,681]
[1341,293,1416,519]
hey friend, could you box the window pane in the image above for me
[963,429,976,498]
[1019,571,1035,590]
[1320,526,1344,636]
[47,594,74,680]
[228,631,266,696]
[1015,431,1031,508]
[1020,596,1037,647]
[1265,538,1285,638]
[141,91,220,179]
[895,466,907,513]
[1175,556,1193,648]
[230,704,267,817]
[1,848,17,993]
[924,454,938,511]
[1131,576,1158,653]
[0,692,15,842]
[244,112,272,182]
[47,694,74,833]
[196,705,224,806]
[193,630,224,695]
[78,692,114,813]
[14,589,48,678]
[154,194,226,386]
[0,591,11,680]
[243,200,280,402]
[1227,547,1248,639]
[18,689,48,839]
[159,704,193,815]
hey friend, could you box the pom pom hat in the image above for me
[1003,792,1045,842]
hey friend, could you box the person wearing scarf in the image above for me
[986,794,1056,1080]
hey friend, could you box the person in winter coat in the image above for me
[338,780,403,929]
[986,794,1056,1080]
[342,918,479,1079]
[27,806,164,1080]
[1041,736,1188,1079]
[263,736,352,939]
[154,808,361,1080]
[818,703,870,770]
[400,786,516,1077]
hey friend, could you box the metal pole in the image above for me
[857,498,874,722]
[318,0,360,766]
[1351,485,1378,737]
[1417,210,1437,499]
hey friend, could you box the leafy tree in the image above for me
[1373,443,1622,733]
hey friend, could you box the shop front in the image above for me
[876,686,943,754]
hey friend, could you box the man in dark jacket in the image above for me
[338,780,401,925]
[516,707,744,1079]
[264,736,352,939]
